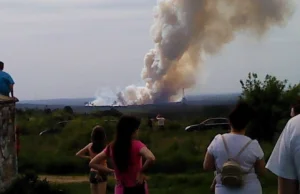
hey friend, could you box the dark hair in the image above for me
[90,126,107,154]
[0,61,3,70]
[112,115,141,172]
[229,101,255,131]
[292,100,300,116]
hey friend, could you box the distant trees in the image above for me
[44,106,52,115]
[240,73,300,141]
[63,106,73,115]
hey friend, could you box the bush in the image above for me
[17,107,274,175]
[240,73,300,141]
[2,172,68,194]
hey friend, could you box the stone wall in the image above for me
[0,101,17,191]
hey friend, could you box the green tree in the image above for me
[63,106,74,114]
[240,73,300,141]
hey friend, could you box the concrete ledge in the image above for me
[0,95,18,104]
[0,101,17,191]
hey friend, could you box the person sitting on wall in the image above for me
[0,61,17,101]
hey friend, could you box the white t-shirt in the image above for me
[208,133,264,194]
[157,117,165,126]
[266,114,300,180]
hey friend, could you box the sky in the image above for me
[0,0,299,100]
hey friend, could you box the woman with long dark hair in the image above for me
[76,126,108,194]
[90,115,156,194]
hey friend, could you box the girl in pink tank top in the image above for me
[90,115,156,194]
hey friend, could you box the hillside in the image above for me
[17,93,240,115]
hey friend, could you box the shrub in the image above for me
[2,172,68,194]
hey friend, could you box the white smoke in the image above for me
[87,87,121,106]
[91,0,294,106]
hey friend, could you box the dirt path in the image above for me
[39,175,89,183]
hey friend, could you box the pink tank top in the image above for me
[104,140,146,187]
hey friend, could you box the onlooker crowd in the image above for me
[74,100,300,194]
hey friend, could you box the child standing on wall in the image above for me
[76,126,108,194]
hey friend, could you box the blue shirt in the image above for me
[0,71,14,96]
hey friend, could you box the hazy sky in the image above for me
[1,0,299,100]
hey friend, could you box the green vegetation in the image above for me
[15,73,299,194]
[240,73,300,141]
[17,111,277,194]
[2,173,67,194]
[60,173,279,194]
[18,115,224,175]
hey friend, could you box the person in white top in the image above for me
[203,102,266,194]
[156,114,165,130]
[266,102,300,194]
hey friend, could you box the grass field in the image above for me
[41,172,278,194]
[17,113,280,194]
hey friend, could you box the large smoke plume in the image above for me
[93,0,294,106]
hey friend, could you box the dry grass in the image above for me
[39,175,88,183]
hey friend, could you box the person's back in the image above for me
[0,71,14,96]
[204,102,265,194]
[209,134,263,194]
[87,143,107,166]
[0,61,15,97]
[266,114,300,194]
[156,114,165,130]
[76,126,108,194]
[106,140,144,187]
[157,117,165,126]
[90,116,155,194]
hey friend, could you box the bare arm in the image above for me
[203,152,215,171]
[254,159,266,176]
[9,84,14,98]
[139,147,155,173]
[75,144,91,159]
[278,177,299,194]
[89,151,114,174]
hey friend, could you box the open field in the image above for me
[39,175,88,183]
[9,73,299,194]
[40,173,278,194]
[15,106,283,194]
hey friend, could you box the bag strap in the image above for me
[235,139,252,159]
[245,163,255,174]
[218,135,253,173]
[221,135,231,159]
[222,135,253,159]
[216,135,230,173]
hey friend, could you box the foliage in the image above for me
[17,108,274,175]
[240,73,300,141]
[17,106,221,175]
[2,172,67,194]
[13,72,297,194]
[63,106,73,115]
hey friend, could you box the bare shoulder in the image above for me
[87,143,92,149]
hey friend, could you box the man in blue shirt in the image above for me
[0,61,15,98]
